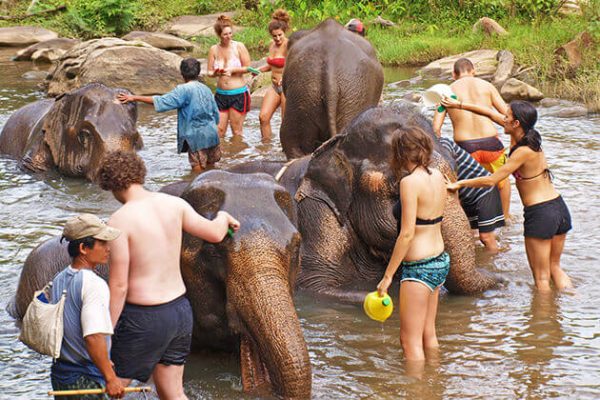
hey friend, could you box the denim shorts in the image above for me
[401,252,450,292]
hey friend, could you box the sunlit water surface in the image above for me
[0,48,599,399]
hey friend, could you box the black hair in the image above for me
[180,58,201,81]
[509,100,542,156]
[64,236,96,258]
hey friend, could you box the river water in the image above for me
[1,48,599,399]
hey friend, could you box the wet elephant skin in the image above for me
[0,82,142,180]
[280,19,384,159]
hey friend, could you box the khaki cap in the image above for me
[63,214,121,241]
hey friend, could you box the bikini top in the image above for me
[214,41,242,69]
[267,56,285,68]
[392,201,443,233]
[512,168,553,181]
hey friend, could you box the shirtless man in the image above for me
[97,151,240,399]
[433,58,511,220]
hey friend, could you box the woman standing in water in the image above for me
[443,98,572,291]
[208,15,253,138]
[258,9,290,140]
[376,128,450,361]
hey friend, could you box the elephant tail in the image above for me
[324,64,339,139]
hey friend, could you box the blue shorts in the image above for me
[401,252,450,291]
[111,295,193,382]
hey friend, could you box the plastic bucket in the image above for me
[363,291,394,322]
[422,84,455,107]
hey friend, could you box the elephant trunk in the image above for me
[227,257,311,399]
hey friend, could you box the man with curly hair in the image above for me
[98,150,239,399]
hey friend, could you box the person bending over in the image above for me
[376,128,450,361]
[444,97,572,291]
[118,58,220,173]
[98,151,240,399]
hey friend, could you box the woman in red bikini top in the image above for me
[444,98,573,292]
[257,9,290,140]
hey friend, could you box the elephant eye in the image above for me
[77,130,91,145]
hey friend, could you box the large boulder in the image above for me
[14,38,79,62]
[419,49,499,80]
[0,26,58,47]
[46,38,183,96]
[492,50,514,88]
[554,31,594,77]
[472,17,508,36]
[500,78,544,102]
[121,31,193,51]
[164,12,238,38]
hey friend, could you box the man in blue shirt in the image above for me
[440,137,505,253]
[118,58,221,173]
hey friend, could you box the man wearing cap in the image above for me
[97,150,240,400]
[50,214,125,399]
[345,18,366,36]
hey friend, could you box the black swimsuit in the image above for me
[392,201,443,233]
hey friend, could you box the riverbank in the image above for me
[1,1,599,110]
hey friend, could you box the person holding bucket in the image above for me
[375,127,449,361]
[432,58,512,221]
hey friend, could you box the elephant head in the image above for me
[295,104,498,299]
[38,83,142,180]
[178,171,311,399]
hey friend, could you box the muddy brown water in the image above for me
[1,48,599,399]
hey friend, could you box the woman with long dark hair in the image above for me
[443,98,572,291]
[376,127,449,361]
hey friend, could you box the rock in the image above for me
[13,38,79,61]
[472,17,508,36]
[402,92,422,103]
[250,85,270,109]
[372,16,395,27]
[559,0,585,16]
[492,50,514,89]
[46,38,183,96]
[419,49,499,80]
[21,70,49,80]
[547,105,588,118]
[540,98,561,108]
[164,12,239,38]
[512,66,538,86]
[554,32,594,77]
[500,78,544,102]
[122,31,193,51]
[0,26,58,47]
[388,79,411,89]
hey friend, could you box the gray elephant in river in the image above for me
[0,82,142,181]
[230,104,498,298]
[8,171,311,399]
[280,18,384,159]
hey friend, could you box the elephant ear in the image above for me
[296,136,353,225]
[40,94,71,168]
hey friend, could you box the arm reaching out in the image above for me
[441,96,506,126]
[181,199,240,243]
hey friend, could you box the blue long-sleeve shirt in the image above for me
[153,81,220,153]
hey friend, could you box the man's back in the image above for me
[110,191,187,305]
[448,77,502,141]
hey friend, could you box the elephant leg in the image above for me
[442,193,500,294]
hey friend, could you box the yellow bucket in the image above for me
[363,291,394,322]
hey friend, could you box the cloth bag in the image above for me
[19,284,65,359]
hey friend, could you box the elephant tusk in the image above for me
[275,159,298,182]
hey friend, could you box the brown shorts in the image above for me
[188,144,221,169]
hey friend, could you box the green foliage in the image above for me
[65,0,137,38]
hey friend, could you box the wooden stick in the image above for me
[48,386,152,396]
[0,5,66,21]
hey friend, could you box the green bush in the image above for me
[65,0,137,38]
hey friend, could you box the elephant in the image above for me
[225,104,498,299]
[8,171,311,399]
[280,19,384,159]
[0,82,142,181]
